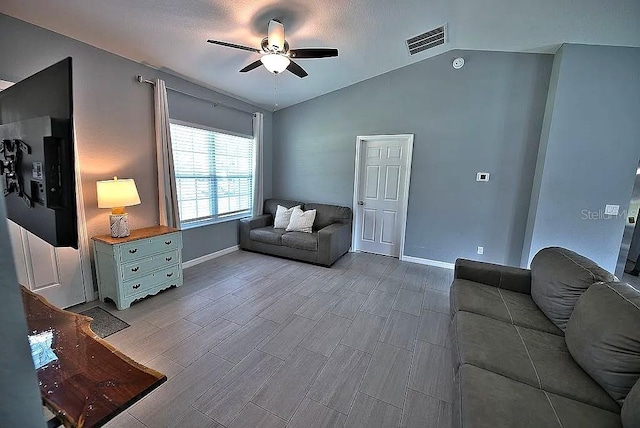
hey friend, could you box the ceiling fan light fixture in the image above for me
[261,54,290,74]
[268,20,285,51]
[208,19,337,78]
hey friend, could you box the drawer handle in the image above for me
[129,249,138,254]
[166,272,174,277]
[165,240,172,245]
[131,267,139,272]
[132,284,141,289]
[165,257,173,262]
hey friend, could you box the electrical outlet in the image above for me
[477,246,484,255]
[476,172,490,182]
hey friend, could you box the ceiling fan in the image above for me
[207,20,338,78]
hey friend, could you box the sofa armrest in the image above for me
[239,214,273,249]
[317,222,352,266]
[454,259,532,294]
[241,214,272,230]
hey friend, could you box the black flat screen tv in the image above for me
[0,58,77,248]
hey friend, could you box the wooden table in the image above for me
[21,287,166,427]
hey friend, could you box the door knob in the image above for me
[357,201,364,205]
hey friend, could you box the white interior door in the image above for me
[7,220,86,308]
[353,135,414,257]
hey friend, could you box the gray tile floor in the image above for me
[79,250,454,428]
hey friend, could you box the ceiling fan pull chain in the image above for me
[273,74,279,111]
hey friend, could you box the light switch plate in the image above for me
[605,205,619,216]
[476,172,490,182]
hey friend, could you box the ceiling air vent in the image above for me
[406,25,445,56]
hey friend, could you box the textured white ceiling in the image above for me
[1,0,639,109]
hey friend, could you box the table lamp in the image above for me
[97,177,141,238]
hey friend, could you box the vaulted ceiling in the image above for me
[1,0,639,109]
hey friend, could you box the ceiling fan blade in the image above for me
[289,48,338,59]
[239,60,263,73]
[286,60,308,78]
[207,40,260,53]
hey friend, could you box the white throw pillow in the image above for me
[286,207,316,233]
[274,205,300,229]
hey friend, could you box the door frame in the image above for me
[351,134,414,260]
[74,129,94,303]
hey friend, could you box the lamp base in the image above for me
[109,213,130,238]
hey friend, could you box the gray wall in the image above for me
[167,91,253,137]
[273,50,552,266]
[521,44,565,269]
[167,84,273,262]
[0,196,44,426]
[0,13,273,264]
[522,44,640,271]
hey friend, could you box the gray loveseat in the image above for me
[240,198,352,267]
[451,247,640,428]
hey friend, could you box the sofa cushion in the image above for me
[519,326,620,413]
[249,227,287,246]
[451,279,563,336]
[531,247,615,332]
[454,364,560,428]
[274,204,300,229]
[622,379,640,428]
[452,311,619,412]
[286,207,316,233]
[454,364,622,428]
[303,202,353,230]
[565,281,640,406]
[547,393,622,428]
[452,311,538,384]
[282,232,318,251]
[263,199,302,219]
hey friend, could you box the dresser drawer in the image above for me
[123,265,181,298]
[93,226,183,310]
[119,232,180,262]
[121,250,180,281]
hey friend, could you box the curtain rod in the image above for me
[136,75,254,116]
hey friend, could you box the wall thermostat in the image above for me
[452,57,465,69]
[476,172,490,182]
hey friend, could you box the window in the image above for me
[170,121,254,227]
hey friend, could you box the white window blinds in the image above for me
[169,122,254,226]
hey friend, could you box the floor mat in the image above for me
[79,307,130,338]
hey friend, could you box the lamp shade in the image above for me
[97,177,141,208]
[261,54,290,74]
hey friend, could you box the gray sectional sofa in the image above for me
[239,198,352,267]
[450,247,640,428]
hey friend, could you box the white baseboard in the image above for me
[401,255,455,270]
[183,245,240,269]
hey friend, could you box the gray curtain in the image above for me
[154,79,180,228]
[252,112,264,216]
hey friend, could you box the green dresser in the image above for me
[93,226,183,310]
